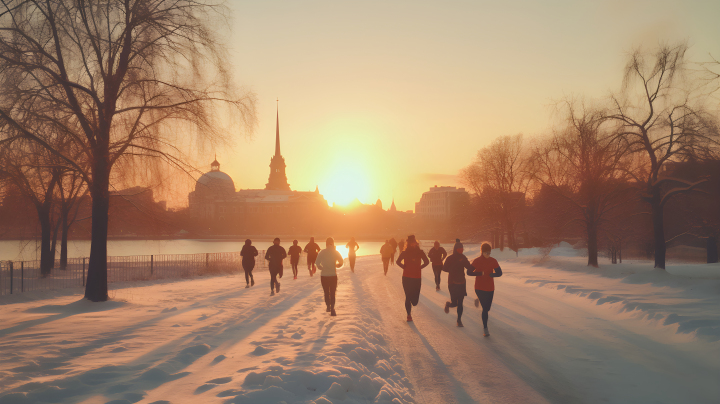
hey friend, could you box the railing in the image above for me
[0,250,282,296]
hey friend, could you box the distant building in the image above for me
[188,105,328,234]
[415,186,469,221]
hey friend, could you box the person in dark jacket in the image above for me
[398,239,405,254]
[265,238,287,295]
[396,235,430,322]
[240,239,258,287]
[427,240,448,291]
[288,240,302,280]
[380,240,394,275]
[468,242,503,336]
[304,237,321,276]
[389,238,398,265]
[442,239,474,327]
[346,237,360,272]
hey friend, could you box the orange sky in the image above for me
[187,0,720,211]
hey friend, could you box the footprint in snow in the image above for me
[206,377,232,384]
[194,384,215,394]
[291,332,302,339]
[171,324,180,327]
[198,314,209,321]
[251,346,271,355]
[210,355,226,365]
[110,346,128,353]
[161,307,178,313]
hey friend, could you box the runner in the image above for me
[442,239,474,327]
[240,239,258,288]
[389,237,398,266]
[346,237,360,273]
[380,240,394,275]
[316,237,344,316]
[396,235,429,322]
[304,237,321,276]
[264,238,287,295]
[428,240,448,291]
[398,239,406,254]
[288,240,302,280]
[468,242,503,336]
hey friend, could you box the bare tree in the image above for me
[607,44,720,269]
[0,139,60,274]
[0,0,256,301]
[461,134,534,251]
[532,100,634,267]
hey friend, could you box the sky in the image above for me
[186,0,720,211]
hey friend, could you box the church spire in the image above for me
[275,99,281,157]
[266,99,291,191]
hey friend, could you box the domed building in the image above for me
[188,106,329,234]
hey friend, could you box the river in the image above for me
[0,239,466,261]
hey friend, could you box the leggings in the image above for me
[432,264,443,286]
[382,258,390,274]
[349,255,356,271]
[448,283,466,321]
[475,290,494,328]
[402,277,421,315]
[291,258,299,277]
[242,262,254,285]
[321,276,338,309]
[270,269,281,292]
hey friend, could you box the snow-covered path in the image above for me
[1,253,719,404]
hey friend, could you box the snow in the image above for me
[1,246,719,404]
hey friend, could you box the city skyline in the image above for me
[202,0,720,211]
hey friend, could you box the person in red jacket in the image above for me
[396,235,429,322]
[467,242,503,336]
[288,240,303,280]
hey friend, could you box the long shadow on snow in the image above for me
[0,277,319,404]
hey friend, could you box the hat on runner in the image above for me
[453,238,463,252]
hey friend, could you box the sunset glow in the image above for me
[319,162,372,207]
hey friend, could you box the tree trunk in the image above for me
[650,193,666,269]
[49,216,61,270]
[85,155,110,302]
[707,236,718,264]
[586,219,599,267]
[60,209,69,269]
[38,209,53,276]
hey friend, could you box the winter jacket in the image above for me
[240,245,258,263]
[427,247,448,266]
[303,242,321,257]
[442,252,474,285]
[396,246,430,278]
[265,245,287,270]
[468,255,502,291]
[316,247,344,276]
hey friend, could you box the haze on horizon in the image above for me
[177,0,719,211]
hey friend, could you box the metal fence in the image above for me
[0,250,280,296]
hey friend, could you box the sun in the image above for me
[320,163,372,207]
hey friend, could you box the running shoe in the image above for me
[457,320,464,327]
[245,284,250,288]
[483,327,490,337]
[326,306,331,312]
[271,290,275,296]
[444,302,450,314]
[474,298,480,308]
[294,275,297,280]
[406,315,413,322]
[436,285,440,291]
[330,309,337,317]
[275,283,280,293]
[251,279,255,286]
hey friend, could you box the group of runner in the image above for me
[240,236,502,336]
